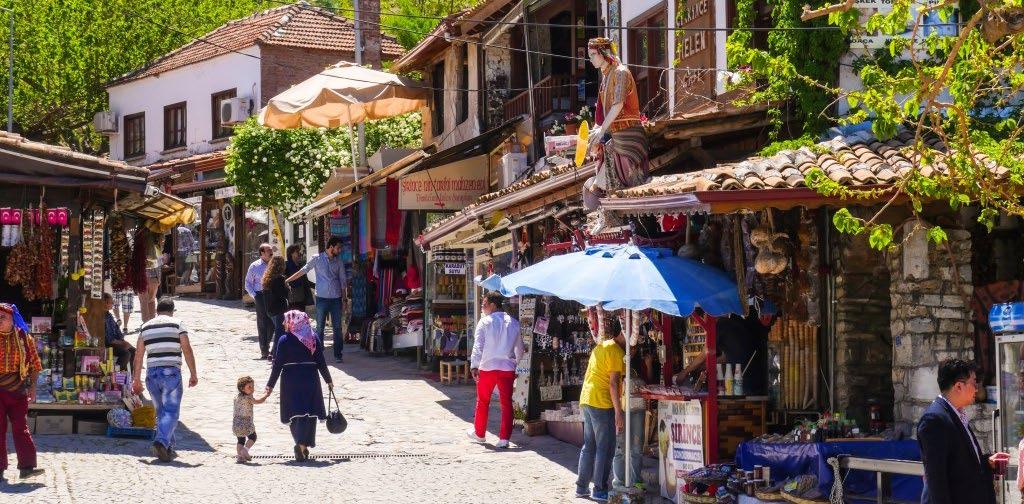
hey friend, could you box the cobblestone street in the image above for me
[3,299,582,503]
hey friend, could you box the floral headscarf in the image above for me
[284,309,318,354]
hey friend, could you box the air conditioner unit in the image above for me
[93,111,117,133]
[220,97,251,125]
[501,153,529,187]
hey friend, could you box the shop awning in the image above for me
[117,187,198,232]
[0,132,148,193]
[401,116,525,177]
[289,150,427,220]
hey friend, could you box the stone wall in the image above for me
[260,46,355,107]
[484,31,512,129]
[887,223,986,444]
[833,234,894,427]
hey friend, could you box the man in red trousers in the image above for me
[0,303,44,482]
[467,292,524,449]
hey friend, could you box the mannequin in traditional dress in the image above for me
[583,37,650,234]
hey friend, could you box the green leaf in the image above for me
[927,227,948,245]
[868,224,894,250]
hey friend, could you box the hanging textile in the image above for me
[385,179,401,249]
[358,198,371,255]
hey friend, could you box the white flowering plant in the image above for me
[225,113,422,216]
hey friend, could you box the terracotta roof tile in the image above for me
[109,3,403,86]
[610,128,1007,200]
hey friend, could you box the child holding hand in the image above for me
[234,376,269,462]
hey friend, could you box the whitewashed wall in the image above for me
[107,47,262,165]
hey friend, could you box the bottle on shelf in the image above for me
[733,363,743,396]
[724,364,734,396]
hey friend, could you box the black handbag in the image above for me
[325,389,347,434]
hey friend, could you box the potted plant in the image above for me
[562,112,580,135]
[548,120,565,136]
[577,105,594,128]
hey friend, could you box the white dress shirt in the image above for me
[470,311,524,372]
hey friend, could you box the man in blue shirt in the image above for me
[287,236,348,363]
[245,244,274,360]
[102,293,135,369]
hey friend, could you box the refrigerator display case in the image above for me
[993,301,1024,495]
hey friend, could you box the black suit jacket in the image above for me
[916,397,996,504]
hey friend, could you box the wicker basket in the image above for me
[680,492,717,504]
[781,493,829,504]
[755,489,786,502]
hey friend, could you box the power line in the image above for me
[269,0,964,33]
[264,0,732,74]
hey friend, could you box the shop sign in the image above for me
[398,155,488,210]
[442,262,466,275]
[182,196,203,206]
[512,296,537,420]
[675,0,715,115]
[658,399,705,503]
[215,186,238,200]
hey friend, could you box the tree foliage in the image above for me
[328,0,480,49]
[225,113,422,216]
[0,0,266,151]
[728,0,1024,249]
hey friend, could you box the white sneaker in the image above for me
[466,429,485,443]
[495,439,510,449]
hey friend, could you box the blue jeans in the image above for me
[576,405,616,494]
[315,296,344,358]
[146,367,183,449]
[613,409,646,487]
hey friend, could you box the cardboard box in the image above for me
[35,415,73,435]
[76,419,108,436]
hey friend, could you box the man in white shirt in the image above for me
[466,292,524,449]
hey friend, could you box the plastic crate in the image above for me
[106,426,156,440]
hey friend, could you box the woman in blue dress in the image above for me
[264,310,334,461]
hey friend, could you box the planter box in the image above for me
[547,419,584,447]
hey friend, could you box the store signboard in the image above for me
[512,296,537,421]
[182,196,203,207]
[398,155,488,210]
[658,399,705,503]
[215,186,238,200]
[443,262,466,275]
[675,0,715,115]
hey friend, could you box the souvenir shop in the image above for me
[474,203,926,504]
[0,134,194,434]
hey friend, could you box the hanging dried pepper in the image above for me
[32,204,55,300]
[5,211,35,295]
[126,225,149,293]
[109,212,132,290]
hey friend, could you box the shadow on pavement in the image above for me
[35,423,215,456]
[331,347,580,473]
[138,459,204,468]
[0,481,46,493]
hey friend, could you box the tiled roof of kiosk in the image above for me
[610,129,1003,198]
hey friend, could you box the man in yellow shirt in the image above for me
[575,316,625,502]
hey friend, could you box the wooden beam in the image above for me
[663,114,771,140]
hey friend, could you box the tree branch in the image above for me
[801,0,854,22]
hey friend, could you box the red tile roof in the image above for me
[109,3,404,87]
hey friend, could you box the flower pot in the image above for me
[564,123,578,135]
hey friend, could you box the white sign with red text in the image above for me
[399,155,488,210]
[658,399,705,503]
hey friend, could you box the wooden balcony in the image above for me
[503,74,576,123]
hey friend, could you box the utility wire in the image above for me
[263,0,964,33]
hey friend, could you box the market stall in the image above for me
[0,132,194,434]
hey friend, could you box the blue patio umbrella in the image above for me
[477,244,743,488]
[477,243,743,317]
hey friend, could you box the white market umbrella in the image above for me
[259,62,427,129]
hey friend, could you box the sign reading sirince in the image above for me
[398,155,489,210]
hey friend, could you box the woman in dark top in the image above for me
[285,245,313,311]
[264,310,334,461]
[262,256,290,357]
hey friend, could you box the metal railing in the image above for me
[830,456,923,504]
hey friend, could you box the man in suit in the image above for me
[917,358,1007,504]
